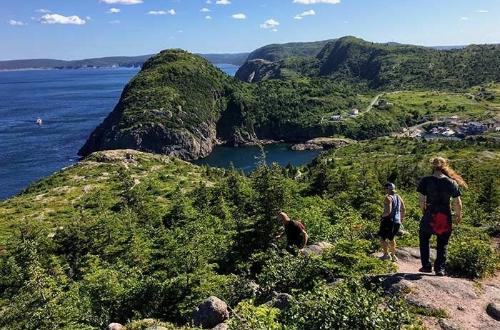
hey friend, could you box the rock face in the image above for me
[79,50,229,161]
[192,296,230,329]
[234,59,280,83]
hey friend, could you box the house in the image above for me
[350,108,359,116]
[331,115,342,121]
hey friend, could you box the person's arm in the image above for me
[452,196,462,224]
[400,197,406,222]
[419,193,427,213]
[381,196,392,218]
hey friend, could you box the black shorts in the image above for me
[378,218,401,240]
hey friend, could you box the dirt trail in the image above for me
[377,247,500,330]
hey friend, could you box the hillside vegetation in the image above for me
[237,36,500,90]
[79,44,500,160]
[1,139,498,329]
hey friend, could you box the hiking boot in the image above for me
[380,253,391,261]
[419,266,433,273]
[390,254,399,262]
[435,270,446,276]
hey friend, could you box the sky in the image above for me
[0,0,499,60]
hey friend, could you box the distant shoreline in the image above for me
[0,63,238,73]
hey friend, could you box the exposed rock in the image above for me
[438,318,461,330]
[290,143,324,151]
[381,275,416,295]
[211,323,229,330]
[305,137,354,149]
[396,247,436,261]
[145,327,168,330]
[486,302,500,321]
[107,323,124,330]
[234,59,280,83]
[302,241,333,256]
[192,296,230,329]
[267,292,293,310]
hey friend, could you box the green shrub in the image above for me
[281,281,415,330]
[447,238,498,278]
[228,300,282,330]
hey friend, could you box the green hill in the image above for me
[1,139,498,329]
[236,36,500,90]
[246,39,334,62]
[78,50,233,160]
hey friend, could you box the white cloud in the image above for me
[476,9,488,13]
[100,0,143,4]
[8,19,26,26]
[293,0,340,4]
[201,8,211,12]
[460,16,469,20]
[108,8,121,13]
[216,0,231,5]
[40,14,87,25]
[205,15,212,20]
[109,20,121,24]
[232,13,246,20]
[148,9,176,15]
[36,9,51,13]
[294,9,315,19]
[260,18,279,29]
[206,0,212,3]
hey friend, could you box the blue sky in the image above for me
[1,0,499,60]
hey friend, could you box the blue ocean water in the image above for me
[0,65,318,200]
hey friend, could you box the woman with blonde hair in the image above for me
[417,157,466,276]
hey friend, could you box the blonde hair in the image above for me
[431,157,468,188]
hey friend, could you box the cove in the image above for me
[193,144,321,173]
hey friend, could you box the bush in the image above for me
[281,281,415,330]
[447,238,498,278]
[228,300,282,330]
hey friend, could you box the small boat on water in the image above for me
[36,118,43,126]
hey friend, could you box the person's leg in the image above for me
[434,232,451,274]
[388,239,398,262]
[380,239,389,255]
[419,228,432,270]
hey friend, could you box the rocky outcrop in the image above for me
[79,50,229,161]
[235,59,280,83]
[378,247,500,330]
[192,296,230,329]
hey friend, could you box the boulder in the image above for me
[211,324,229,330]
[107,323,124,330]
[192,296,230,329]
[267,292,293,310]
[302,241,333,256]
[396,247,436,261]
[381,275,415,295]
[486,302,500,321]
[438,318,461,330]
[145,327,168,330]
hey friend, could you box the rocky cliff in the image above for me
[79,50,230,160]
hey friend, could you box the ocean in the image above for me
[0,65,319,200]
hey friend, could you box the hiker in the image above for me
[276,212,308,255]
[417,157,466,276]
[379,182,406,262]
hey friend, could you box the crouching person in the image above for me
[379,182,405,262]
[276,212,308,255]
